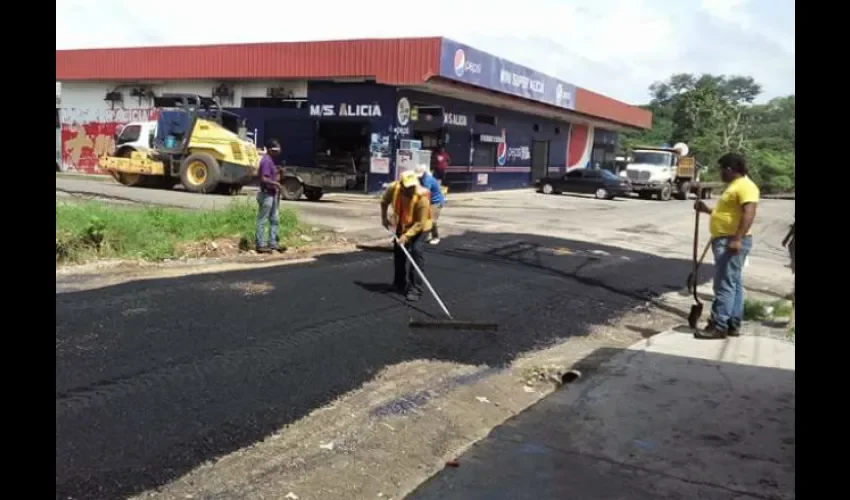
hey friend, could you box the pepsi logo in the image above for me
[396,97,411,127]
[451,48,482,78]
[496,142,507,166]
[497,129,507,166]
[453,49,466,77]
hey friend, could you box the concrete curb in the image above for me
[408,328,795,499]
[56,172,114,183]
[561,328,796,401]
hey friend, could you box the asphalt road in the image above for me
[56,237,705,498]
[55,176,795,499]
[56,176,382,237]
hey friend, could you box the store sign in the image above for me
[438,38,576,110]
[452,48,483,77]
[370,157,390,174]
[499,69,545,94]
[444,112,468,127]
[309,103,382,118]
[507,146,531,161]
[478,134,504,143]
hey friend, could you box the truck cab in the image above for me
[114,121,158,157]
[621,144,699,201]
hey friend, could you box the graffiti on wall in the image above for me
[60,108,159,173]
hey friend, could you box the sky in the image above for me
[55,0,794,105]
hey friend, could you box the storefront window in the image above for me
[594,129,617,146]
[472,143,496,167]
[420,135,440,149]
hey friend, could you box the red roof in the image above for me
[56,38,650,129]
[56,38,441,85]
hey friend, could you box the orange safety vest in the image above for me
[391,182,432,230]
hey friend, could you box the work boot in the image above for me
[727,322,741,337]
[694,325,727,340]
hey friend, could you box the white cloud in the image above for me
[701,0,751,26]
[56,0,794,104]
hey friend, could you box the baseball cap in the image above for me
[400,170,418,188]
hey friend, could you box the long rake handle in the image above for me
[391,232,453,320]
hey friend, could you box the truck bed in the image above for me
[691,181,724,191]
[282,166,355,191]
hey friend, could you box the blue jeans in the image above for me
[710,236,752,332]
[256,191,280,248]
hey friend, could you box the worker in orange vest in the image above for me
[380,170,434,301]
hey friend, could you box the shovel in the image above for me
[687,195,704,329]
[686,240,711,293]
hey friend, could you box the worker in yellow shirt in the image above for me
[380,170,434,301]
[693,153,760,339]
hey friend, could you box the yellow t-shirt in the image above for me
[709,176,760,237]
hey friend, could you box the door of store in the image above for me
[531,140,549,181]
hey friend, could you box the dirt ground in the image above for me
[56,181,795,500]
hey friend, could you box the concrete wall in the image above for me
[230,82,398,193]
[224,83,580,192]
[57,79,607,192]
[58,80,307,172]
[397,89,573,191]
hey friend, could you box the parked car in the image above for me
[535,168,633,199]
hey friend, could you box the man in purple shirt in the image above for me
[256,138,282,253]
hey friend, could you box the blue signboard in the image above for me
[438,38,577,111]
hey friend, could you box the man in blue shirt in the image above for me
[415,165,446,245]
[256,138,282,253]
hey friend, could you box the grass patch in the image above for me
[56,199,301,264]
[743,298,794,321]
[772,300,793,318]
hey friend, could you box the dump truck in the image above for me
[620,143,716,201]
[99,94,260,195]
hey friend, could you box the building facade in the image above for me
[56,37,651,192]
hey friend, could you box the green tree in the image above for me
[621,73,794,193]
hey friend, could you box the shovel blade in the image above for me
[687,303,704,329]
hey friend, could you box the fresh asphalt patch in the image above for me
[56,231,711,500]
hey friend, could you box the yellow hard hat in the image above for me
[400,170,418,188]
